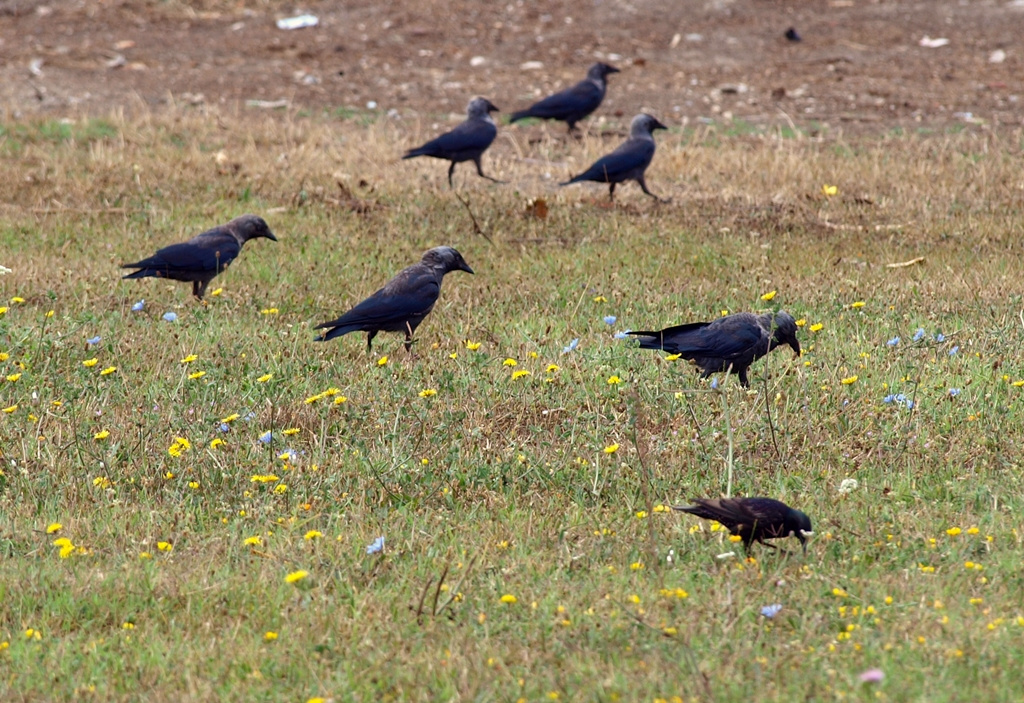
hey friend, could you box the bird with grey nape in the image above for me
[402,97,502,187]
[314,246,474,352]
[509,62,620,133]
[560,113,668,201]
[627,311,800,388]
[673,497,813,553]
[121,214,277,300]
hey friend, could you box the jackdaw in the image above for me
[403,97,502,187]
[121,214,277,300]
[627,311,800,388]
[314,246,474,351]
[509,62,620,133]
[673,497,812,553]
[560,113,667,201]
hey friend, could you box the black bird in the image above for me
[403,97,502,187]
[509,62,620,133]
[560,113,667,201]
[674,497,812,553]
[121,214,277,300]
[314,246,474,351]
[627,310,800,388]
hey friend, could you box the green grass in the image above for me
[1,110,1023,702]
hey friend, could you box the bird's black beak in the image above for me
[460,262,475,274]
[790,337,801,358]
[487,101,500,113]
[608,66,621,74]
[652,119,668,131]
[265,231,279,242]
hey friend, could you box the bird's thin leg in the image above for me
[193,280,208,301]
[608,182,616,201]
[404,321,414,352]
[366,330,377,353]
[447,162,456,188]
[474,158,504,184]
[738,368,750,388]
[638,176,668,203]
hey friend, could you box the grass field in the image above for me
[2,107,1024,702]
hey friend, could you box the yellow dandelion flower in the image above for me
[511,369,531,380]
[466,340,481,351]
[795,318,807,327]
[1013,380,1024,388]
[46,523,62,534]
[970,598,983,605]
[10,297,24,304]
[282,428,300,436]
[607,375,622,385]
[333,395,348,405]
[122,622,135,630]
[635,511,648,519]
[832,588,849,598]
[251,474,280,483]
[728,535,743,543]
[304,393,325,404]
[157,542,173,552]
[188,481,199,489]
[304,530,323,540]
[377,356,388,366]
[840,375,858,385]
[593,295,607,302]
[139,552,152,559]
[449,352,457,359]
[663,627,677,636]
[546,364,559,373]
[630,562,643,571]
[45,310,54,318]
[500,594,518,604]
[99,366,116,376]
[665,354,681,361]
[5,373,21,382]
[257,373,273,383]
[760,290,777,301]
[2,405,16,413]
[187,371,205,380]
[221,413,240,424]
[285,569,309,584]
[946,527,961,536]
[822,184,838,196]
[0,307,6,316]
[243,535,263,546]
[604,443,619,454]
[419,388,437,397]
[260,308,279,315]
[809,323,824,332]
[653,504,668,513]
[503,358,517,367]
[274,484,288,494]
[966,526,979,535]
[82,358,99,367]
[180,354,198,364]
[0,353,7,361]
[211,288,223,297]
[210,438,225,449]
[628,594,641,604]
[93,430,110,440]
[264,631,278,641]
[850,301,865,309]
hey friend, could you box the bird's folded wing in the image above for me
[421,121,496,154]
[525,81,600,117]
[126,238,240,272]
[578,140,655,180]
[316,279,441,329]
[656,323,763,359]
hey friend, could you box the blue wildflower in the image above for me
[86,336,102,346]
[131,300,145,312]
[948,346,958,356]
[366,536,385,555]
[279,448,297,462]
[603,315,617,325]
[913,328,925,342]
[562,338,579,354]
[883,394,895,404]
[949,388,961,397]
[935,333,946,343]
[613,330,631,339]
[886,336,900,347]
[760,604,783,618]
[162,312,178,322]
[258,431,273,444]
[710,378,719,390]
[218,423,230,433]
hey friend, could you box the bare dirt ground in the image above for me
[0,0,1021,134]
